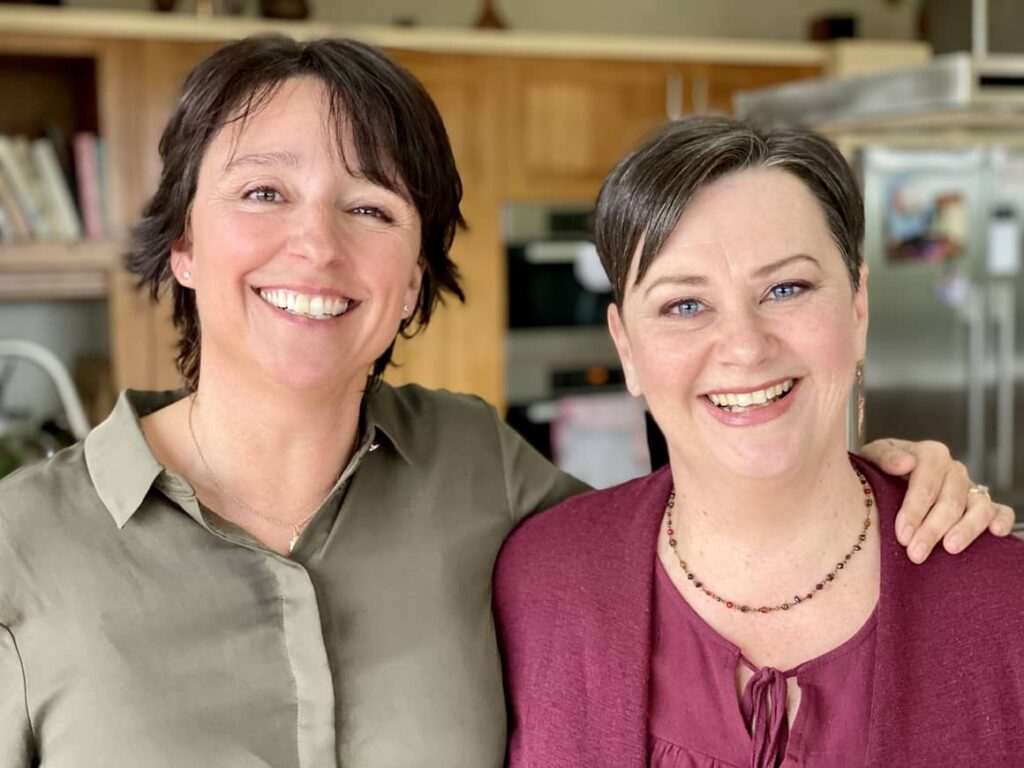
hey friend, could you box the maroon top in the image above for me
[494,457,1024,767]
[649,559,876,767]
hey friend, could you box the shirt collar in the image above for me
[84,388,187,528]
[362,382,415,465]
[85,384,415,528]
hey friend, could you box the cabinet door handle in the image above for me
[965,283,987,481]
[665,70,684,120]
[992,281,1015,490]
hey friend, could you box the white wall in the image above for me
[65,0,919,41]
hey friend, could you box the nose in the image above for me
[716,303,776,369]
[288,201,346,267]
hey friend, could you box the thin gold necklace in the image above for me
[664,468,875,614]
[187,396,317,554]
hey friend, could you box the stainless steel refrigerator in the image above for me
[860,146,1023,510]
[735,52,1024,510]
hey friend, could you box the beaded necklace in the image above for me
[664,469,874,614]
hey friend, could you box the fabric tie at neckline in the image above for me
[742,665,789,768]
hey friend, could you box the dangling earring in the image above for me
[855,360,866,449]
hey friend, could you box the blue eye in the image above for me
[245,186,280,203]
[668,299,705,317]
[767,282,807,300]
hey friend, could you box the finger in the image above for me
[858,438,917,476]
[942,493,1000,554]
[905,462,969,563]
[988,504,1016,537]
[893,443,956,547]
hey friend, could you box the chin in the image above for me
[708,434,816,481]
[259,357,358,393]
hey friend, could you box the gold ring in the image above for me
[968,484,991,496]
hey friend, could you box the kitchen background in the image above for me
[1,0,1022,511]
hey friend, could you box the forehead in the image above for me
[638,168,835,277]
[211,77,339,158]
[673,168,828,250]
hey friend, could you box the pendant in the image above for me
[288,526,300,554]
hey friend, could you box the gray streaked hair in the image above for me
[594,115,864,304]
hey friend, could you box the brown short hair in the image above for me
[126,35,465,390]
[595,115,864,304]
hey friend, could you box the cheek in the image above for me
[799,303,862,380]
[627,323,707,397]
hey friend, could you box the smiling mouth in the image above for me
[256,288,356,320]
[705,379,796,414]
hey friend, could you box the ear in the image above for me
[852,264,869,361]
[607,302,643,398]
[403,259,425,317]
[170,233,195,287]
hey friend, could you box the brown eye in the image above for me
[351,206,394,223]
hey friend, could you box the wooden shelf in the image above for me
[0,240,121,301]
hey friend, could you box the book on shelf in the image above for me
[73,132,106,241]
[0,131,110,246]
[33,138,83,240]
[0,167,32,242]
[0,134,52,240]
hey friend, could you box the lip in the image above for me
[700,377,801,427]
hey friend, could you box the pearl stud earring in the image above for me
[182,271,191,280]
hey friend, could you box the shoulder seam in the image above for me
[489,404,517,525]
[0,622,36,753]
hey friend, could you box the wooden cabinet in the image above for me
[504,58,675,202]
[504,57,822,202]
[3,9,895,415]
[384,53,508,407]
[691,61,822,115]
[106,40,219,392]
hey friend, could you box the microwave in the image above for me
[504,203,613,330]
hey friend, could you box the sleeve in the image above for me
[492,408,591,524]
[0,624,34,767]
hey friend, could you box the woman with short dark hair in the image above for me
[0,39,1011,768]
[494,116,1024,767]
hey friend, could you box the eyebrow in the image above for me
[223,151,302,172]
[641,253,822,298]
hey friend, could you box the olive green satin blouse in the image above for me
[0,384,586,767]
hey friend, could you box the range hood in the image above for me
[735,53,1024,131]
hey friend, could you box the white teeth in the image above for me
[706,379,795,412]
[257,288,352,320]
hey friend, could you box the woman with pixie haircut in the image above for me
[0,39,1013,767]
[495,117,1024,767]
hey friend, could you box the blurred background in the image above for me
[1,0,1022,513]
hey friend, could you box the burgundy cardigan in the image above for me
[493,458,1024,767]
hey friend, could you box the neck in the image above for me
[186,361,365,516]
[666,446,868,599]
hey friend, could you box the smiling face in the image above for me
[608,168,868,480]
[171,76,423,394]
